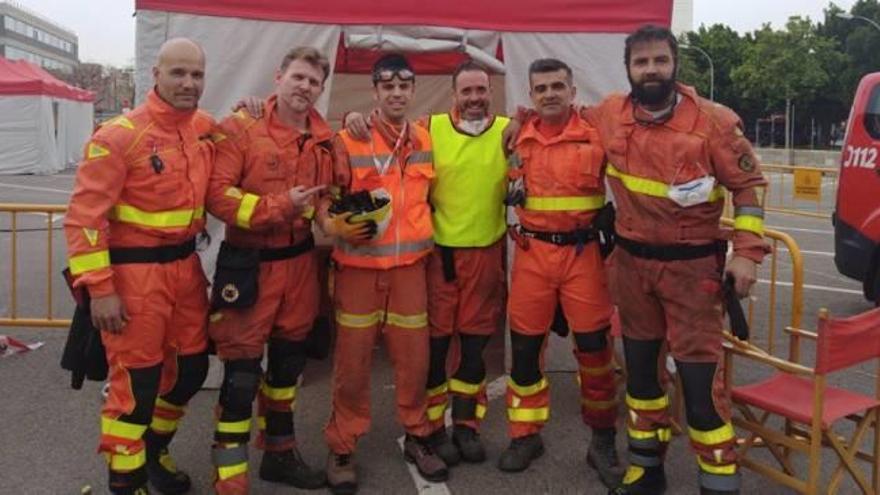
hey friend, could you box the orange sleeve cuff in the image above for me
[86,278,116,298]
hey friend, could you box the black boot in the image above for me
[427,426,461,466]
[259,448,327,489]
[699,471,741,495]
[109,468,151,495]
[608,465,667,495]
[498,433,544,472]
[452,425,486,463]
[144,430,191,495]
[587,428,624,488]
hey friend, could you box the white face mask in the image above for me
[667,175,716,208]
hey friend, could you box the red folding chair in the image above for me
[724,307,880,494]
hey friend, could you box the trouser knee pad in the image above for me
[573,326,610,353]
[510,332,544,386]
[676,360,725,431]
[161,352,209,406]
[120,364,163,426]
[266,338,307,388]
[623,337,664,399]
[427,336,452,389]
[453,334,490,384]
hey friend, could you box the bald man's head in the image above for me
[152,38,206,110]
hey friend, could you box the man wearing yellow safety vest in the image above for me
[344,59,510,467]
[64,38,213,495]
[319,53,448,495]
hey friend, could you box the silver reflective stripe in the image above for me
[406,151,433,164]
[264,434,295,446]
[350,155,384,169]
[508,153,523,169]
[734,206,764,218]
[629,452,663,467]
[212,444,249,467]
[337,238,434,257]
[699,472,741,491]
[628,436,661,451]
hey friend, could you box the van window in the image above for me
[866,84,880,140]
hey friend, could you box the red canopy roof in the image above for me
[136,0,672,33]
[0,57,94,102]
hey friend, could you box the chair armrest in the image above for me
[722,333,814,376]
[784,326,818,340]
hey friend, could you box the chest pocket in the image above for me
[570,142,602,192]
[128,146,185,197]
[670,133,713,184]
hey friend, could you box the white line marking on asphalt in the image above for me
[776,247,834,257]
[765,225,833,235]
[398,375,507,494]
[757,279,863,295]
[0,182,71,194]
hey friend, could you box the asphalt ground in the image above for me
[0,172,876,495]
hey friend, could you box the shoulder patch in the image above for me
[234,109,249,120]
[211,132,227,143]
[103,115,135,130]
[86,142,110,160]
[738,154,756,172]
[82,228,99,247]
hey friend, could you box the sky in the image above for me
[6,0,864,67]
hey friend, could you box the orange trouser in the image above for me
[99,254,208,469]
[208,251,319,360]
[607,247,736,475]
[506,240,615,438]
[324,259,433,454]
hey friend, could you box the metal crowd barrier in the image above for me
[761,164,838,219]
[0,203,70,328]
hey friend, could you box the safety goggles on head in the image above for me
[372,68,415,84]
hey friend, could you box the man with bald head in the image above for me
[64,37,216,495]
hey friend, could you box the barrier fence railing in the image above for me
[0,203,70,328]
[761,164,838,219]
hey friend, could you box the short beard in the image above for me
[629,75,676,106]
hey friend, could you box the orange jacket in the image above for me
[206,96,334,248]
[330,121,434,270]
[584,84,769,262]
[511,110,606,232]
[64,89,215,297]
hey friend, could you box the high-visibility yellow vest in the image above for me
[333,127,435,270]
[429,114,509,247]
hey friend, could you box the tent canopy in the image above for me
[136,0,670,33]
[0,57,94,101]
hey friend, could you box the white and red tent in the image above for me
[134,1,672,125]
[0,57,94,174]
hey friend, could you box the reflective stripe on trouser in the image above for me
[100,416,148,472]
[625,393,672,466]
[150,397,185,435]
[256,382,297,452]
[450,378,488,430]
[574,347,617,429]
[506,376,550,438]
[690,422,739,490]
[426,382,449,431]
[213,443,249,489]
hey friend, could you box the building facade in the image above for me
[672,0,694,35]
[0,1,78,72]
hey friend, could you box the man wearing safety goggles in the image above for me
[317,53,448,494]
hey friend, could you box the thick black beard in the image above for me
[629,75,676,106]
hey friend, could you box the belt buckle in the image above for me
[550,233,564,244]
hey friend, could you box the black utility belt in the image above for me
[616,236,726,261]
[109,239,196,264]
[258,235,315,262]
[520,227,598,246]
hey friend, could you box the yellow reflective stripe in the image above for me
[427,382,448,398]
[697,457,737,475]
[217,419,251,434]
[508,377,549,397]
[235,193,260,229]
[156,397,184,412]
[261,382,296,402]
[606,164,724,202]
[335,310,383,329]
[101,416,147,440]
[580,362,614,377]
[257,416,266,430]
[427,403,447,421]
[111,205,204,228]
[625,393,669,411]
[69,250,110,275]
[109,450,146,471]
[218,461,249,480]
[524,195,606,212]
[476,404,487,419]
[733,215,764,235]
[582,398,616,410]
[628,427,673,442]
[150,416,178,434]
[689,423,735,446]
[623,465,646,485]
[302,205,316,220]
[508,406,550,422]
[385,312,428,329]
[449,378,483,396]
